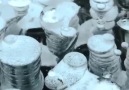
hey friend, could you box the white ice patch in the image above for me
[8,0,30,7]
[93,80,120,90]
[0,35,41,66]
[87,34,115,53]
[42,10,60,23]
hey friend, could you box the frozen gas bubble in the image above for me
[48,70,56,77]
[41,9,63,31]
[61,27,77,37]
[45,74,63,90]
[121,42,129,49]
[63,52,87,67]
[114,49,122,56]
[55,1,80,19]
[103,33,114,41]
[4,35,17,44]
[87,34,115,53]
[1,35,41,66]
[8,0,31,7]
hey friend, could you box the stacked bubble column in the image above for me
[0,16,6,88]
[123,43,129,90]
[87,34,122,85]
[40,9,78,58]
[0,35,44,90]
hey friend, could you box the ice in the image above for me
[87,34,115,53]
[42,10,60,23]
[0,17,6,30]
[66,70,121,90]
[18,2,43,32]
[61,27,77,37]
[121,42,129,49]
[55,1,80,27]
[8,0,30,7]
[38,0,74,7]
[0,35,41,66]
[93,80,120,90]
[41,45,57,67]
[117,19,129,31]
